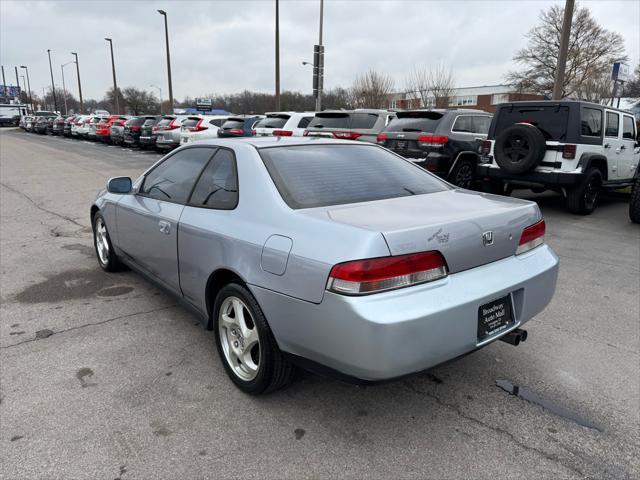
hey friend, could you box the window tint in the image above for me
[605,112,619,137]
[452,116,474,133]
[140,148,215,204]
[351,113,379,129]
[384,111,444,133]
[260,145,449,209]
[622,116,635,140]
[182,117,200,129]
[495,106,569,141]
[127,116,146,126]
[297,116,312,129]
[189,149,238,209]
[308,113,350,129]
[142,117,157,126]
[255,115,289,129]
[156,117,175,128]
[581,108,602,137]
[222,119,246,129]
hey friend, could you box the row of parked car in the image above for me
[17,101,640,218]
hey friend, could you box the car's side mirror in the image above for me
[107,177,132,194]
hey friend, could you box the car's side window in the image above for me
[605,112,619,138]
[622,116,635,140]
[139,147,216,204]
[452,116,473,133]
[473,116,491,134]
[188,149,239,210]
[581,108,602,137]
[297,117,312,129]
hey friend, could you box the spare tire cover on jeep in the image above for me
[494,123,546,174]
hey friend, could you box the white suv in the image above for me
[478,100,639,214]
[179,115,229,145]
[253,112,315,137]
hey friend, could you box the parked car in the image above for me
[179,115,229,145]
[87,116,107,140]
[109,116,129,145]
[91,137,558,394]
[139,115,163,149]
[24,116,35,132]
[377,109,492,189]
[123,116,148,147]
[51,115,67,135]
[477,100,640,214]
[155,115,189,150]
[73,115,94,138]
[253,112,315,137]
[96,115,128,142]
[33,116,52,134]
[304,109,395,143]
[217,116,263,138]
[63,115,79,137]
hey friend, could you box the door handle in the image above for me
[158,220,171,234]
[604,143,611,149]
[620,145,626,151]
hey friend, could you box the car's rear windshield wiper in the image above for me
[402,128,422,132]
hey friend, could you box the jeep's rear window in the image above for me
[495,106,569,141]
[384,111,444,133]
[260,144,449,209]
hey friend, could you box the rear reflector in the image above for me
[416,135,448,146]
[562,144,576,159]
[332,131,362,140]
[377,132,388,143]
[327,251,448,295]
[516,220,545,255]
[480,140,492,155]
[273,129,293,136]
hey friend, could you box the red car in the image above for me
[95,115,128,142]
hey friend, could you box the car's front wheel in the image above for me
[449,159,475,189]
[214,283,294,394]
[567,167,602,215]
[92,212,124,272]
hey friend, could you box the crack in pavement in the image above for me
[403,382,589,479]
[0,181,85,229]
[0,304,177,349]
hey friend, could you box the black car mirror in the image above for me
[107,177,132,194]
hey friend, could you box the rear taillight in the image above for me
[417,135,448,146]
[377,132,388,144]
[327,251,448,295]
[480,140,492,155]
[516,220,545,255]
[230,128,244,135]
[130,125,141,132]
[303,130,309,136]
[332,132,362,140]
[251,129,256,135]
[189,119,208,132]
[562,144,576,159]
[152,126,158,134]
[273,129,293,136]
[166,119,179,130]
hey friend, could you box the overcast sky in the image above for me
[1,0,638,101]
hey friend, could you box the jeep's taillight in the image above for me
[480,140,492,155]
[417,135,448,147]
[562,144,576,159]
[327,251,448,295]
[516,220,545,255]
[377,132,388,144]
[332,131,362,140]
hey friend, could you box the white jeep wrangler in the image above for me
[477,100,639,215]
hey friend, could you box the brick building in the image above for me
[387,84,544,113]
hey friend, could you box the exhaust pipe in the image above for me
[499,328,528,346]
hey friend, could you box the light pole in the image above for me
[316,0,324,111]
[552,0,574,100]
[47,49,58,112]
[150,84,162,114]
[61,61,75,115]
[20,66,34,113]
[157,10,174,114]
[71,52,83,113]
[105,38,119,114]
[275,0,280,110]
[20,75,27,107]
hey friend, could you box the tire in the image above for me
[449,159,475,189]
[494,123,546,174]
[213,283,294,395]
[92,211,124,272]
[567,167,603,215]
[630,177,640,224]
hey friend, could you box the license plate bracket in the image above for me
[477,294,514,342]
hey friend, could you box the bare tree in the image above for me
[350,70,395,109]
[507,4,627,100]
[405,63,455,108]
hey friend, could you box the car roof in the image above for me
[496,100,635,115]
[181,136,372,149]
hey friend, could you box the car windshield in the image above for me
[260,144,449,209]
[385,111,444,132]
[494,105,570,141]
[255,115,289,129]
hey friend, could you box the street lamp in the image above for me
[46,49,58,112]
[61,61,75,115]
[20,66,33,113]
[105,38,119,114]
[275,0,280,110]
[70,52,83,113]
[157,10,174,114]
[150,84,162,114]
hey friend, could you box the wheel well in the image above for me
[205,269,245,329]
[449,152,479,176]
[90,205,99,223]
[589,158,608,181]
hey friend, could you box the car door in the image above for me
[603,110,622,179]
[620,115,638,180]
[116,146,217,293]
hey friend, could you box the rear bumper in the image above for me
[251,244,559,381]
[139,136,157,145]
[477,165,583,186]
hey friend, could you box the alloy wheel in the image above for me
[218,296,260,381]
[94,218,110,265]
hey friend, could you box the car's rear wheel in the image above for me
[449,159,475,189]
[629,177,640,224]
[567,167,602,215]
[214,283,294,395]
[92,212,124,272]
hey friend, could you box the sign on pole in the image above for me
[195,98,212,111]
[611,63,630,82]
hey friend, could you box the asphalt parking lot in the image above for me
[1,128,639,480]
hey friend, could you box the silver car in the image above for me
[91,138,559,394]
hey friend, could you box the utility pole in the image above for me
[71,52,83,113]
[158,10,174,114]
[275,0,280,110]
[105,38,119,114]
[14,67,20,99]
[150,85,162,114]
[61,62,74,115]
[20,75,27,108]
[314,0,324,111]
[552,0,574,100]
[20,66,34,113]
[47,49,58,111]
[1,66,6,102]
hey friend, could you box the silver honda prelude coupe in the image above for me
[91,137,559,394]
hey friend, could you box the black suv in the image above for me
[139,115,162,149]
[377,109,492,188]
[123,116,147,147]
[477,101,639,214]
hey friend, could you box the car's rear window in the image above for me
[182,117,201,129]
[222,119,246,129]
[385,111,444,132]
[307,112,379,130]
[494,105,569,141]
[127,116,147,126]
[142,117,158,126]
[255,115,289,129]
[156,117,175,127]
[260,144,449,209]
